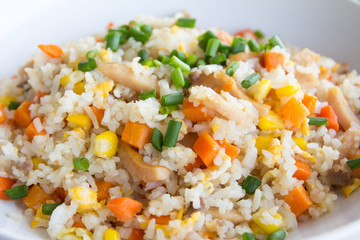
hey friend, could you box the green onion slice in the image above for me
[209,54,227,65]
[346,157,360,171]
[78,59,97,72]
[175,18,196,28]
[254,29,265,39]
[163,120,182,147]
[196,58,206,66]
[161,93,184,106]
[230,37,246,54]
[183,78,192,89]
[197,31,219,50]
[153,60,163,67]
[170,56,191,74]
[205,38,221,58]
[160,105,180,115]
[171,67,185,89]
[241,175,261,195]
[86,49,99,60]
[106,31,121,52]
[42,203,62,215]
[242,232,256,240]
[151,128,163,152]
[185,54,198,67]
[138,49,148,62]
[307,117,328,126]
[170,49,186,62]
[268,35,285,49]
[3,185,28,199]
[141,58,154,67]
[140,90,156,100]
[248,39,261,52]
[73,158,90,171]
[267,229,286,240]
[7,101,21,110]
[241,73,260,89]
[226,62,240,77]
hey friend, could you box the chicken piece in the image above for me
[118,140,170,182]
[292,48,319,67]
[190,71,270,117]
[327,87,360,131]
[189,86,257,127]
[294,69,319,91]
[205,207,245,225]
[98,62,158,93]
[229,52,263,63]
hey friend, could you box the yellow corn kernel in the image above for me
[249,221,267,236]
[255,135,274,155]
[104,228,120,240]
[170,25,180,34]
[179,42,188,57]
[73,82,85,95]
[32,158,46,170]
[292,137,307,151]
[0,96,17,107]
[258,110,285,131]
[69,186,100,212]
[67,114,92,130]
[94,131,118,158]
[342,179,360,198]
[60,71,85,87]
[99,49,110,62]
[144,66,150,70]
[253,79,272,101]
[275,83,300,98]
[252,208,284,234]
[31,205,50,228]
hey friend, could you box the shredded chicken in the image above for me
[205,207,245,225]
[190,71,270,117]
[292,48,319,67]
[99,62,158,93]
[118,140,170,182]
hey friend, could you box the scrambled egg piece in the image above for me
[69,186,100,213]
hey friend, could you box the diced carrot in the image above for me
[107,197,143,222]
[184,157,204,172]
[183,98,213,122]
[129,228,145,240]
[0,104,5,124]
[264,52,285,71]
[121,121,152,149]
[91,106,105,125]
[38,44,63,58]
[216,30,232,45]
[54,187,67,202]
[25,117,47,141]
[107,22,114,29]
[234,29,257,39]
[192,131,220,167]
[280,97,310,128]
[95,179,113,202]
[318,105,339,131]
[302,94,317,116]
[150,215,171,225]
[32,91,48,104]
[293,160,311,181]
[72,220,86,228]
[22,185,54,210]
[14,100,32,128]
[0,177,16,200]
[222,83,233,92]
[284,185,313,217]
[216,140,240,162]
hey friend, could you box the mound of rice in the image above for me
[0,13,360,240]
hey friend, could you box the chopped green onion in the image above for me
[151,128,163,151]
[140,90,156,100]
[219,44,230,57]
[78,59,97,72]
[209,53,227,64]
[254,29,265,39]
[141,58,154,67]
[128,27,151,43]
[258,43,264,51]
[267,229,286,240]
[205,38,221,58]
[198,31,219,50]
[42,203,61,215]
[160,105,180,114]
[3,185,28,199]
[73,157,90,171]
[8,101,20,110]
[241,73,260,89]
[170,49,186,62]
[242,232,256,240]
[241,175,261,195]
[226,62,240,77]
[183,78,192,89]
[170,56,191,74]
[138,49,148,62]
[106,31,121,52]
[346,157,360,170]
[307,117,328,126]
[161,93,184,106]
[185,53,198,67]
[248,39,261,52]
[153,60,163,67]
[86,49,99,60]
[268,35,285,49]
[158,55,171,64]
[163,120,182,147]
[175,18,196,28]
[264,43,272,51]
[196,58,206,66]
[171,67,185,89]
[140,24,153,36]
[231,37,246,54]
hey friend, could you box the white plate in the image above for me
[0,0,359,239]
